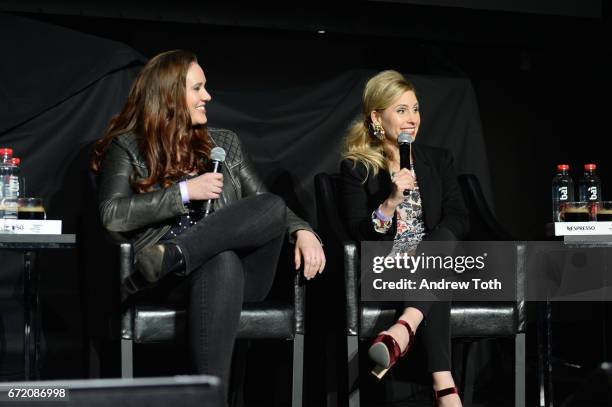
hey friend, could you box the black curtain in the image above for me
[0,13,492,385]
[209,71,493,224]
[0,13,145,379]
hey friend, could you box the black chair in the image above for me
[80,162,305,406]
[116,242,305,407]
[314,172,525,407]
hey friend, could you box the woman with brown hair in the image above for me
[91,50,325,399]
[341,70,467,406]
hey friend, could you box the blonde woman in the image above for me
[340,70,467,406]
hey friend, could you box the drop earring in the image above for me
[369,122,385,141]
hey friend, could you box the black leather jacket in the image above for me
[97,127,313,253]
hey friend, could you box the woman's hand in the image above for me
[294,230,326,280]
[388,168,416,206]
[185,172,223,201]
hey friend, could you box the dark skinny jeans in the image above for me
[144,193,287,397]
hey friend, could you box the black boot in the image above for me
[135,242,185,283]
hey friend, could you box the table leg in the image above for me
[545,300,553,407]
[23,250,38,380]
[537,300,554,407]
[23,250,31,380]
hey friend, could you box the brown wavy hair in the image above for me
[91,50,212,192]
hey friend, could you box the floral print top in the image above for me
[371,172,426,255]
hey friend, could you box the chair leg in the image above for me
[346,335,360,407]
[292,334,304,407]
[121,339,134,378]
[515,333,526,407]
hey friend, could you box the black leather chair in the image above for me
[314,172,525,407]
[79,163,305,407]
[116,242,305,407]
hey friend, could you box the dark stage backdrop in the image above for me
[0,13,491,381]
[207,71,492,224]
[0,14,145,379]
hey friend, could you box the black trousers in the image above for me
[144,193,287,397]
[402,301,451,373]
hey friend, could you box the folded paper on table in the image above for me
[0,219,62,234]
[554,221,612,236]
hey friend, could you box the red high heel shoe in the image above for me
[368,319,415,379]
[434,386,459,406]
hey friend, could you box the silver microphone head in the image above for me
[210,147,226,162]
[397,132,414,145]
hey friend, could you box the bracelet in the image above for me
[375,206,392,222]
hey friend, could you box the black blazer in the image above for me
[340,143,468,242]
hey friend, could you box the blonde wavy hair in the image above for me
[342,70,416,179]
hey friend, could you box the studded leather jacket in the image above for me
[97,127,314,253]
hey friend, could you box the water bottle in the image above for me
[7,157,20,199]
[0,148,14,219]
[551,164,574,222]
[578,163,601,202]
[0,148,12,197]
[578,163,601,221]
[11,157,23,197]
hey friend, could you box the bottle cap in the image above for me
[584,163,597,171]
[556,164,570,171]
[12,157,20,166]
[0,148,13,156]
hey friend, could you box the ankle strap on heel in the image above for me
[394,320,415,356]
[434,386,458,400]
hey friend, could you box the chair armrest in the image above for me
[119,243,134,301]
[119,243,134,339]
[343,240,359,336]
[293,271,306,335]
[516,243,526,333]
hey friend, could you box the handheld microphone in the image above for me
[397,132,413,170]
[397,132,414,196]
[204,147,226,216]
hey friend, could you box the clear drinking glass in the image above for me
[17,197,46,220]
[595,201,612,221]
[560,201,591,222]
